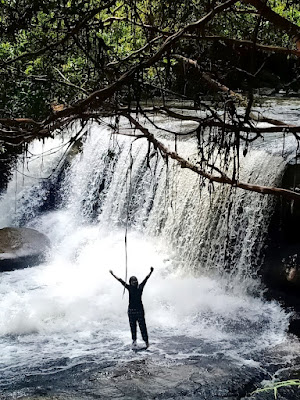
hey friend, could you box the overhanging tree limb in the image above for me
[6,0,299,133]
[190,36,300,57]
[123,113,300,201]
[172,54,247,105]
[172,54,300,132]
[0,0,299,193]
[40,0,239,127]
[242,0,300,46]
[158,107,300,134]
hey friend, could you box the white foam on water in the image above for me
[0,133,74,228]
[0,222,291,374]
[0,118,298,382]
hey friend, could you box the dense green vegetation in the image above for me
[0,0,300,119]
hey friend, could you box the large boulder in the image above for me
[0,227,50,272]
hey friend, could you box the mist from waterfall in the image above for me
[0,116,299,391]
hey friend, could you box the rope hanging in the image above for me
[123,144,133,296]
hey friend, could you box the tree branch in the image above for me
[191,36,300,57]
[1,0,117,67]
[242,0,300,47]
[172,54,300,131]
[172,54,247,105]
[106,35,163,68]
[40,0,239,126]
[123,113,300,201]
[155,107,300,134]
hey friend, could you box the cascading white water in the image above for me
[0,115,299,391]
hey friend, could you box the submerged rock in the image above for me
[0,227,50,272]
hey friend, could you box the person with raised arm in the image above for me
[109,267,154,349]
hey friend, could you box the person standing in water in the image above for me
[109,267,154,348]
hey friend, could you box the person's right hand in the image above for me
[150,267,154,272]
[109,270,113,274]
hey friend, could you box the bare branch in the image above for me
[32,74,89,96]
[40,0,239,127]
[242,0,300,47]
[193,36,300,57]
[106,35,163,68]
[123,113,300,202]
[172,54,247,105]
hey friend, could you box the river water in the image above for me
[0,99,300,399]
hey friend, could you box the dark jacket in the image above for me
[119,276,150,311]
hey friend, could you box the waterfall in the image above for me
[0,116,298,390]
[23,119,291,286]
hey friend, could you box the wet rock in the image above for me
[289,319,300,336]
[4,355,300,400]
[0,227,50,272]
[10,397,77,400]
[262,162,300,314]
[80,358,265,400]
[259,87,276,96]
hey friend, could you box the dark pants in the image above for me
[128,309,148,343]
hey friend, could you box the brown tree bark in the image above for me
[242,0,300,46]
[124,113,300,202]
[1,0,300,203]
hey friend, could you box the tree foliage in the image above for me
[0,0,300,198]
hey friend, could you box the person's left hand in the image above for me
[150,267,154,272]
